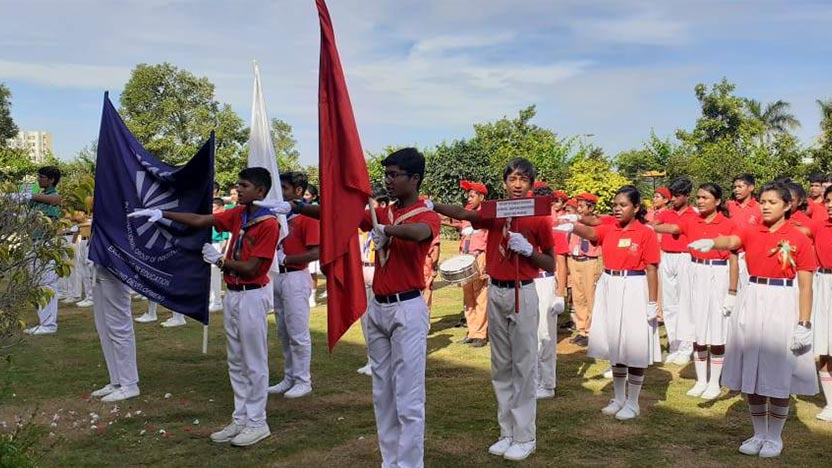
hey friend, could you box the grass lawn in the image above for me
[3,242,832,467]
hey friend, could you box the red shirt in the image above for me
[678,213,737,260]
[473,215,555,281]
[214,206,280,286]
[790,210,813,231]
[282,215,320,270]
[459,208,488,255]
[596,221,660,270]
[810,219,832,268]
[737,222,817,279]
[360,201,441,296]
[809,200,830,222]
[567,230,601,258]
[656,206,699,252]
[727,198,761,228]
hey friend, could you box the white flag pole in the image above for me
[202,325,208,354]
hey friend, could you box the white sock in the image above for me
[612,367,627,404]
[708,352,724,386]
[749,403,768,439]
[694,350,708,384]
[819,371,832,407]
[626,372,645,407]
[767,404,789,443]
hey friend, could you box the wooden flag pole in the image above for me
[369,198,388,265]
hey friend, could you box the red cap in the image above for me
[460,180,488,195]
[565,199,578,208]
[552,190,568,201]
[576,192,598,204]
[533,181,548,188]
[656,187,671,200]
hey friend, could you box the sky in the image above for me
[1,0,831,166]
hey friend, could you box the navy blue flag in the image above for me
[89,93,214,324]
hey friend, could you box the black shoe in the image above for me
[454,317,468,328]
[459,336,474,344]
[559,320,575,331]
[469,338,488,348]
[574,335,589,347]
[568,334,581,344]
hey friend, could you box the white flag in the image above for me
[248,61,289,242]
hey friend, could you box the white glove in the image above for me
[4,193,31,202]
[253,199,292,215]
[460,226,475,236]
[688,239,715,252]
[554,223,574,233]
[69,225,79,233]
[558,214,579,223]
[276,248,287,266]
[201,243,223,265]
[551,296,565,316]
[646,302,659,321]
[422,199,434,211]
[507,232,533,257]
[371,224,389,251]
[128,208,163,223]
[721,293,736,317]
[790,324,813,355]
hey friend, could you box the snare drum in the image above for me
[439,254,479,284]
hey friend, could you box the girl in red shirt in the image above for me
[557,185,661,421]
[654,183,737,401]
[689,182,817,458]
[810,186,832,421]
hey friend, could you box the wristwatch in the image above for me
[798,320,812,329]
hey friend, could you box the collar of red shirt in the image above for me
[611,220,641,231]
[733,198,758,208]
[695,212,726,224]
[754,220,789,233]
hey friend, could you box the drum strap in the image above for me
[378,205,431,267]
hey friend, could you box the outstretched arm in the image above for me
[432,203,480,223]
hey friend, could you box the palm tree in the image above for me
[746,99,801,143]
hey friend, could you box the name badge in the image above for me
[618,238,632,248]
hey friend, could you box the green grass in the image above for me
[3,242,832,467]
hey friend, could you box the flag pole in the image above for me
[369,198,387,265]
[202,325,208,354]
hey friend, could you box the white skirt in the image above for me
[678,262,729,345]
[588,273,662,368]
[723,282,818,398]
[812,272,832,356]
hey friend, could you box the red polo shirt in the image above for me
[727,198,761,228]
[595,221,660,271]
[790,210,813,230]
[677,213,737,260]
[809,200,830,222]
[282,215,320,270]
[656,206,699,252]
[360,201,441,296]
[738,222,816,279]
[473,215,555,281]
[214,205,280,286]
[810,219,832,268]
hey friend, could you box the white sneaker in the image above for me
[267,378,293,394]
[503,440,536,461]
[76,299,94,308]
[816,406,832,421]
[602,367,613,379]
[161,317,186,328]
[134,312,157,323]
[356,363,372,376]
[101,386,140,403]
[24,326,56,335]
[758,439,783,458]
[664,351,679,364]
[210,422,244,443]
[614,403,640,420]
[284,383,312,399]
[700,383,722,400]
[488,437,513,456]
[686,382,708,397]
[308,296,317,308]
[61,297,80,304]
[91,384,118,398]
[602,399,624,416]
[230,425,271,447]
[738,436,765,455]
[209,304,223,313]
[535,388,555,399]
[673,352,692,366]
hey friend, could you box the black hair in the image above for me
[213,181,220,192]
[614,185,647,223]
[733,173,755,186]
[238,167,272,193]
[668,176,693,197]
[38,166,61,186]
[228,184,239,192]
[279,171,309,193]
[809,173,826,184]
[306,184,319,200]
[759,181,793,219]
[826,174,832,183]
[773,175,792,184]
[371,186,390,204]
[785,181,808,211]
[825,185,832,199]
[382,147,426,189]
[532,186,554,197]
[502,158,537,185]
[698,183,730,217]
[212,197,225,206]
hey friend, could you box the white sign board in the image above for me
[495,199,536,218]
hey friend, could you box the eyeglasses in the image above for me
[383,171,411,180]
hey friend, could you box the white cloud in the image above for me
[572,11,690,46]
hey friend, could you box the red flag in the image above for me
[316,0,373,351]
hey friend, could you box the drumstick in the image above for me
[514,253,520,314]
[369,197,388,266]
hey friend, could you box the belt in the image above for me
[570,256,597,262]
[749,276,793,287]
[363,262,375,267]
[491,279,534,288]
[691,258,728,266]
[604,269,646,277]
[819,268,832,274]
[227,283,267,291]
[374,290,421,304]
[538,271,554,278]
[278,266,302,274]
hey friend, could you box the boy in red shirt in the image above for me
[808,173,830,222]
[266,171,320,399]
[129,167,279,447]
[567,192,604,347]
[432,158,555,461]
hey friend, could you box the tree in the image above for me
[564,156,631,212]
[271,118,301,172]
[614,132,676,196]
[0,83,18,145]
[746,99,800,144]
[676,78,761,146]
[0,147,36,183]
[809,98,832,173]
[423,140,500,203]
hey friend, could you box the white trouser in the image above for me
[271,270,312,385]
[737,252,749,296]
[58,234,76,298]
[368,294,429,468]
[224,285,271,428]
[77,239,94,301]
[361,266,375,360]
[488,281,539,443]
[209,242,223,307]
[534,275,557,390]
[93,266,139,390]
[660,252,692,354]
[36,260,59,331]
